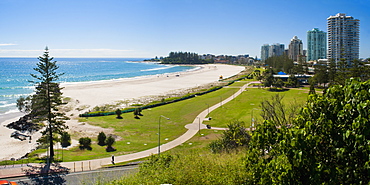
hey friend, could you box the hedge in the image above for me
[79,73,249,117]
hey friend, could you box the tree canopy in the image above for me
[264,55,294,73]
[245,78,370,184]
[161,52,212,64]
[9,48,69,161]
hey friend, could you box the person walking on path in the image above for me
[111,155,115,165]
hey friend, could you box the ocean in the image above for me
[0,58,195,120]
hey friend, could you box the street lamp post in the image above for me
[220,96,223,108]
[158,115,170,157]
[251,108,258,130]
[205,103,210,118]
[198,117,201,135]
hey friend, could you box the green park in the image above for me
[2,50,369,184]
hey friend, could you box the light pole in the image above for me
[158,115,170,157]
[251,108,254,128]
[251,108,258,130]
[205,103,210,118]
[197,117,201,135]
[219,96,223,108]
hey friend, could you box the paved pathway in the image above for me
[0,81,260,178]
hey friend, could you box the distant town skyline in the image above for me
[0,0,369,59]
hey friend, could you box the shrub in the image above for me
[115,109,123,119]
[79,137,92,150]
[134,108,143,119]
[209,121,251,153]
[97,132,106,146]
[106,135,116,152]
[110,150,246,184]
[60,131,71,148]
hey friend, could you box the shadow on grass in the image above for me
[22,162,69,185]
[79,146,92,150]
[106,146,117,152]
[267,88,290,92]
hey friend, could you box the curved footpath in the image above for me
[0,81,260,178]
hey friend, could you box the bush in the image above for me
[244,79,370,184]
[97,132,106,146]
[115,109,123,119]
[133,108,143,119]
[79,137,92,150]
[110,150,246,184]
[60,132,71,148]
[209,121,251,153]
[106,135,116,152]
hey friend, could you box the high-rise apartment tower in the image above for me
[307,28,327,61]
[327,13,359,62]
[261,44,270,62]
[269,43,285,58]
[288,36,303,62]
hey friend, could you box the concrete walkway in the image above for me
[0,81,260,178]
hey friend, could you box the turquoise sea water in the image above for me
[0,58,195,116]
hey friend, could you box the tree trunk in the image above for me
[49,123,54,161]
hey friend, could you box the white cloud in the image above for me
[0,43,17,46]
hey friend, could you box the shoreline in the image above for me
[0,60,194,117]
[60,64,202,87]
[0,64,245,160]
[61,64,233,110]
[0,63,198,123]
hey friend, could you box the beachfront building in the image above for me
[327,13,360,63]
[288,36,303,62]
[307,28,327,62]
[261,44,270,62]
[260,43,285,62]
[269,43,285,57]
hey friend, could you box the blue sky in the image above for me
[0,0,369,59]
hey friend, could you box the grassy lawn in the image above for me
[54,81,311,162]
[17,75,315,163]
[205,88,310,128]
[227,79,254,87]
[102,129,222,167]
[55,87,238,161]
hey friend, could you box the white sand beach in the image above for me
[0,64,244,160]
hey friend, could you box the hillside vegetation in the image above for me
[109,78,370,184]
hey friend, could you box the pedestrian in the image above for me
[112,155,115,165]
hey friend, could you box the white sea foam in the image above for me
[0,94,31,98]
[0,103,16,108]
[0,86,33,90]
[140,65,174,72]
[59,65,201,91]
[186,66,202,72]
[4,108,19,114]
[61,73,158,86]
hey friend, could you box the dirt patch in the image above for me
[199,132,221,141]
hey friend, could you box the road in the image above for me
[4,165,138,185]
